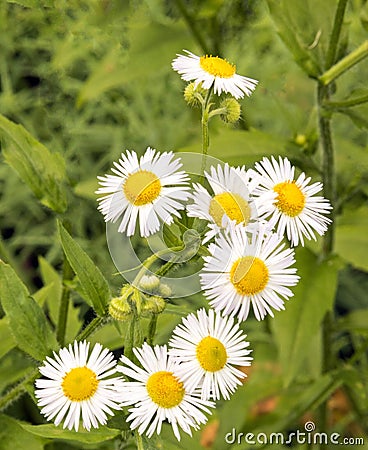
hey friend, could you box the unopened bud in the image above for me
[109,295,133,322]
[158,283,172,298]
[184,82,206,108]
[141,295,166,316]
[139,275,160,291]
[220,98,241,123]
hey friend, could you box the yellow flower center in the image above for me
[273,181,306,217]
[62,366,99,401]
[123,170,161,206]
[209,192,251,227]
[230,256,269,295]
[146,371,185,408]
[196,336,227,372]
[200,55,236,78]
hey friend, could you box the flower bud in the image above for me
[141,295,166,317]
[184,82,206,108]
[139,275,160,291]
[220,98,241,123]
[109,295,133,322]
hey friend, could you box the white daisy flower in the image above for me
[96,147,190,237]
[253,156,332,246]
[35,341,123,432]
[169,308,252,400]
[172,50,258,99]
[116,343,214,441]
[200,225,300,321]
[186,163,275,242]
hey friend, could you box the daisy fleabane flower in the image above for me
[200,225,300,321]
[116,343,214,441]
[169,308,252,400]
[96,147,190,237]
[35,341,123,432]
[252,156,332,246]
[172,50,258,99]
[187,163,275,242]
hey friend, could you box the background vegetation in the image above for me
[0,0,367,449]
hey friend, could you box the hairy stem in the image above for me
[76,316,106,342]
[0,367,39,412]
[317,83,335,258]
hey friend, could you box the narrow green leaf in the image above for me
[0,415,45,450]
[271,247,341,386]
[0,114,68,213]
[0,261,58,361]
[19,423,121,444]
[57,221,110,316]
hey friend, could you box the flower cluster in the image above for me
[35,49,333,443]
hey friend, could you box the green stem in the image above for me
[0,367,39,412]
[76,316,106,342]
[200,86,213,175]
[147,315,158,346]
[174,0,210,54]
[323,94,368,109]
[319,40,368,86]
[124,318,136,360]
[325,0,348,69]
[317,83,335,258]
[135,432,144,450]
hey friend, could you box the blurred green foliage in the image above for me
[0,0,368,449]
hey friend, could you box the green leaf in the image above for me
[0,261,58,361]
[0,114,68,213]
[0,415,45,450]
[57,221,110,316]
[335,205,368,271]
[19,423,121,444]
[271,247,341,386]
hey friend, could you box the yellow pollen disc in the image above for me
[230,256,269,296]
[196,336,227,372]
[62,366,99,401]
[146,371,185,408]
[200,55,236,78]
[273,181,306,217]
[123,170,161,206]
[209,192,251,227]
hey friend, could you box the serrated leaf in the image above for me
[0,261,58,361]
[0,415,45,450]
[19,423,120,444]
[0,114,68,213]
[271,247,340,386]
[57,221,110,316]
